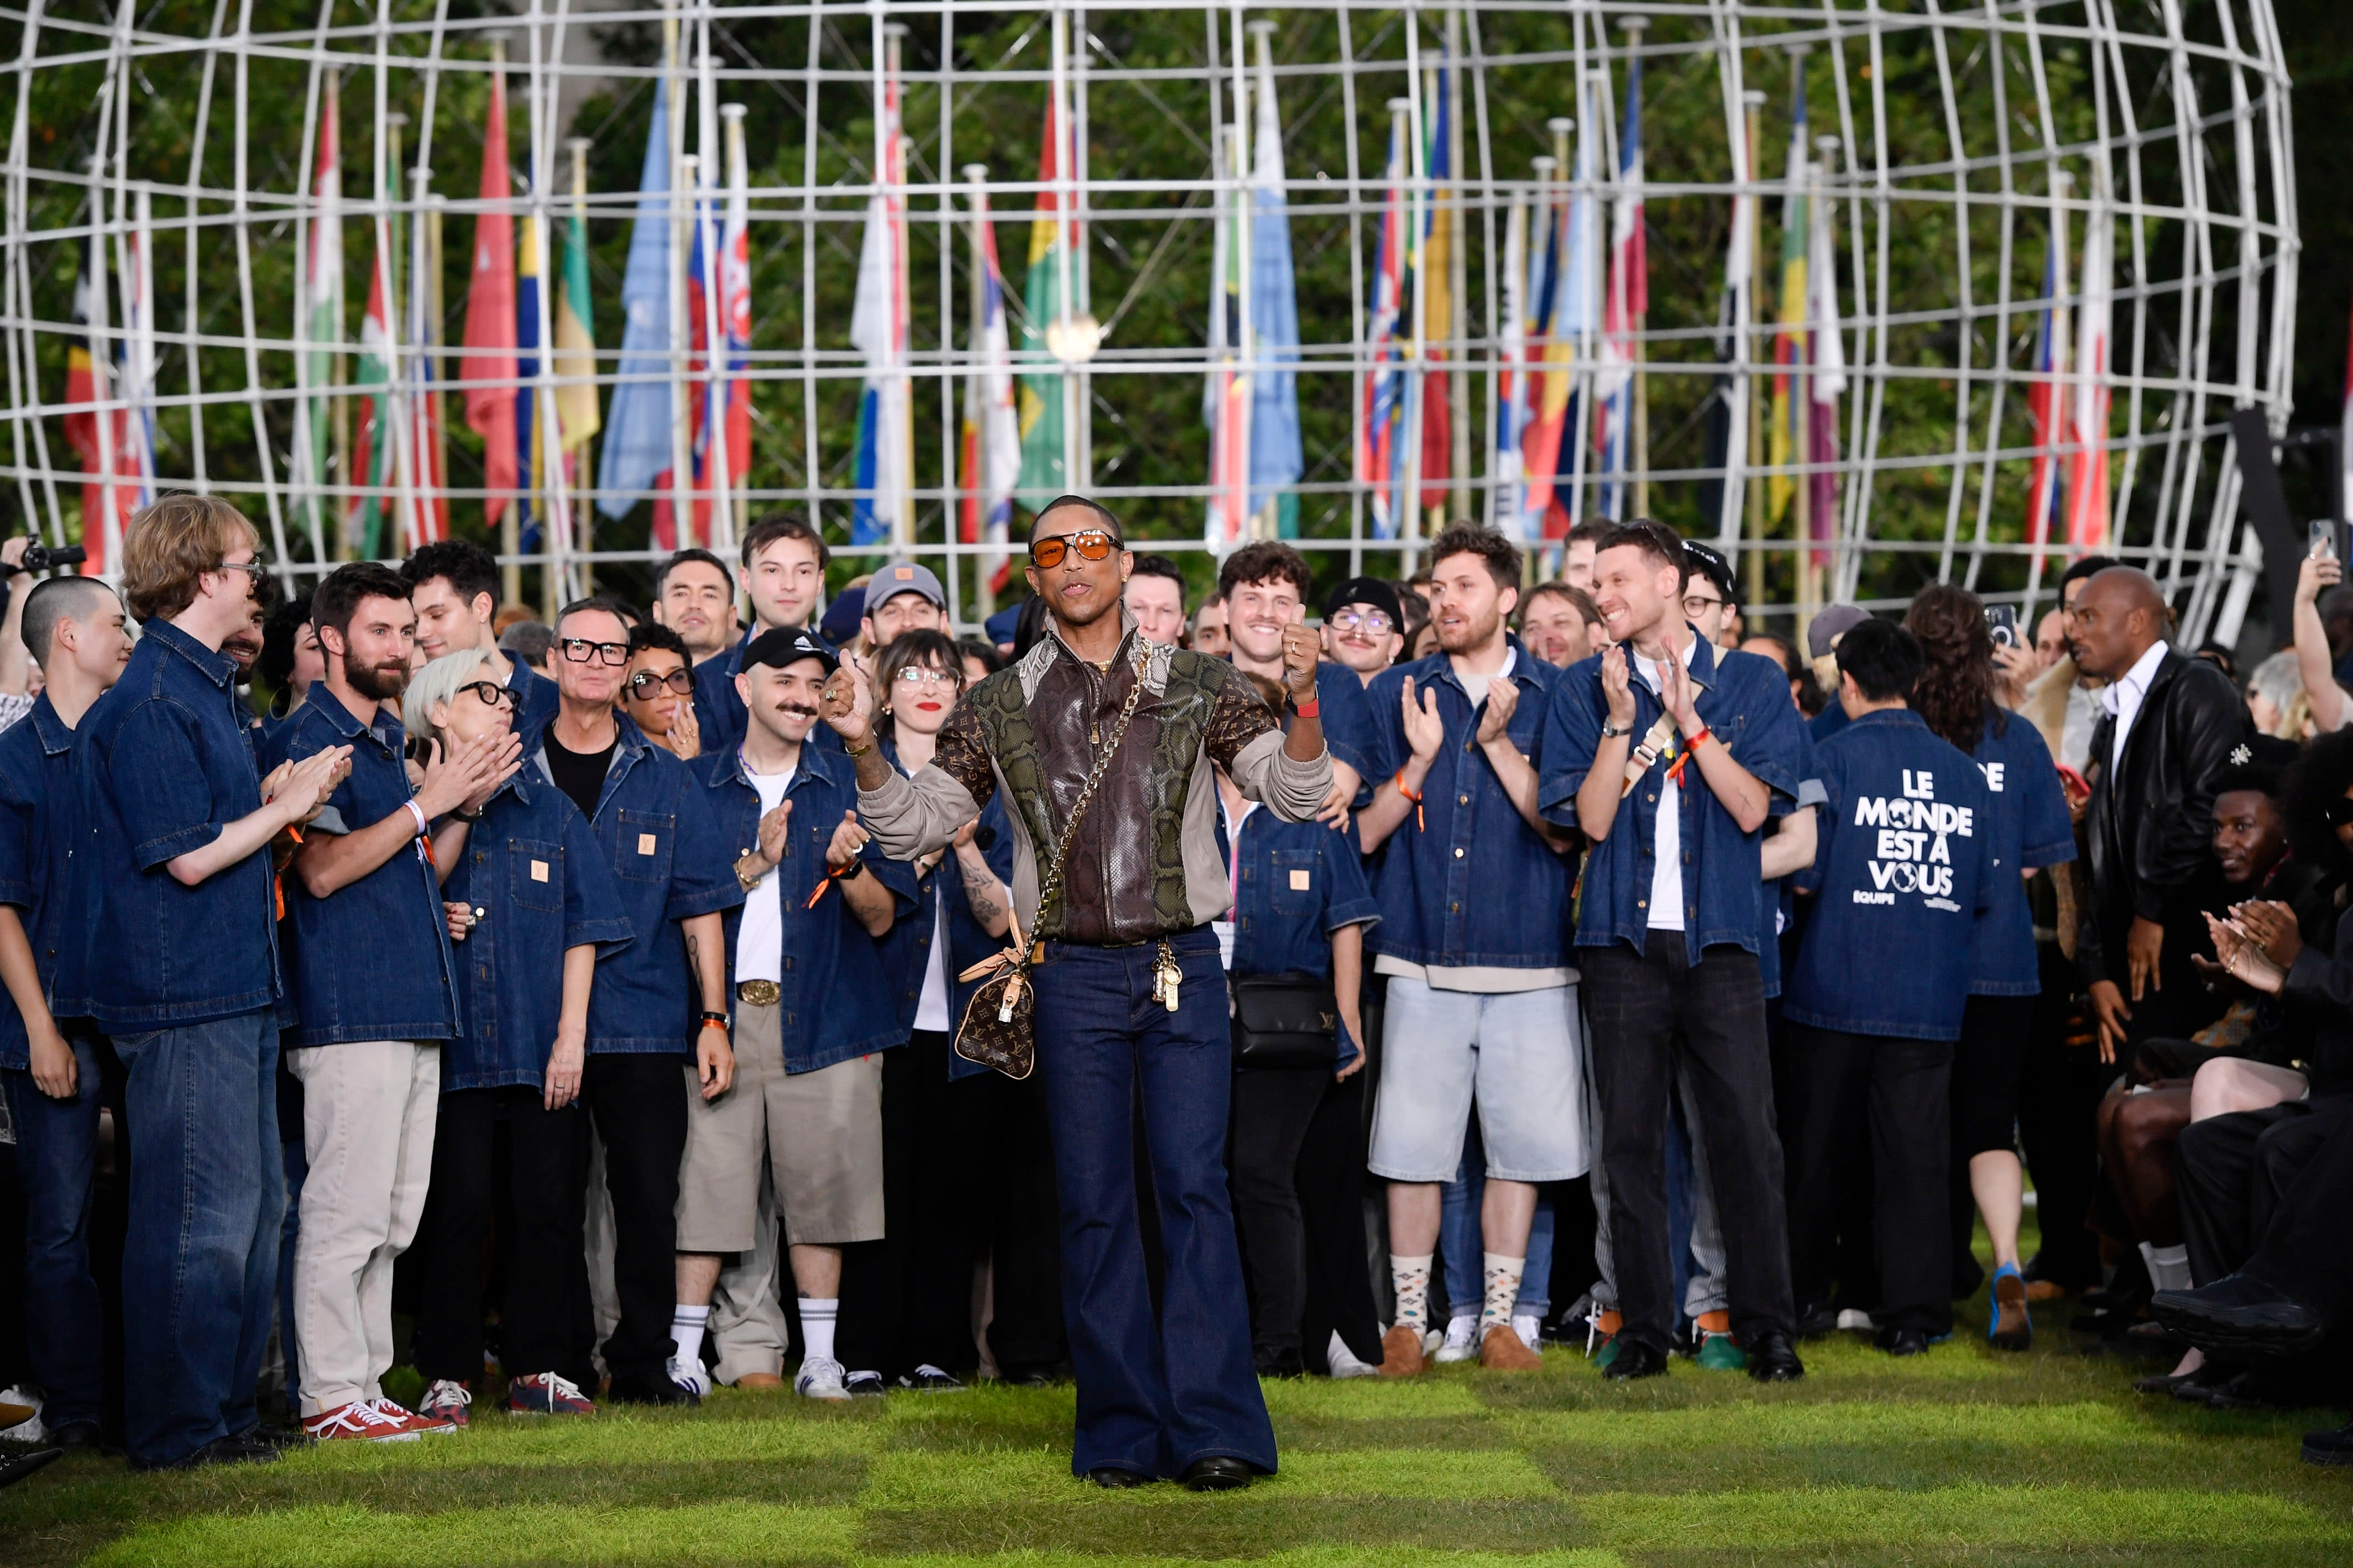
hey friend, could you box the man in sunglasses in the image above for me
[824,495,1332,1492]
[537,596,743,1406]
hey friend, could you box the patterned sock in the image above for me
[1389,1254,1434,1330]
[670,1303,710,1366]
[799,1297,840,1364]
[1481,1254,1527,1335]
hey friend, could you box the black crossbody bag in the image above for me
[1228,972,1343,1071]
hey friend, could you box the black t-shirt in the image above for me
[542,732,617,822]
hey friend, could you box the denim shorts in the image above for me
[1368,976,1589,1184]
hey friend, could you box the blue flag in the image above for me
[596,78,672,520]
[1247,33,1302,537]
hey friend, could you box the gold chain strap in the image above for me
[1019,641,1152,966]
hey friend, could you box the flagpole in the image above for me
[966,163,991,617]
[428,188,449,546]
[569,135,595,590]
[327,71,352,563]
[696,9,731,558]
[1743,88,1765,613]
[1231,11,1255,547]
[884,20,912,551]
[1623,14,1650,521]
[663,2,693,548]
[1400,85,1425,568]
[1050,8,1079,502]
[1445,8,1470,524]
[526,6,573,618]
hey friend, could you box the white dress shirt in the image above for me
[2101,639,2171,774]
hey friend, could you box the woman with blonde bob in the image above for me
[401,650,634,1421]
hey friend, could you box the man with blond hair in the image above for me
[75,496,348,1470]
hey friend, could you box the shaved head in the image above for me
[2068,566,2169,681]
[20,575,118,667]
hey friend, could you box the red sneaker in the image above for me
[304,1400,421,1443]
[365,1398,456,1436]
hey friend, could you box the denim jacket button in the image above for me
[1453,847,1465,858]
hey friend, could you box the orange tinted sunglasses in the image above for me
[1028,528,1120,569]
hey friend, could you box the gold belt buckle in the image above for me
[735,979,781,1007]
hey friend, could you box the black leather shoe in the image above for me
[1792,1303,1840,1340]
[1875,1326,1931,1357]
[2151,1273,2328,1356]
[47,1419,104,1451]
[1747,1331,1806,1382]
[1603,1340,1668,1380]
[1180,1456,1256,1492]
[1087,1466,1155,1489]
[2303,1415,2353,1466]
[606,1371,696,1407]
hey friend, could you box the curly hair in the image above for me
[2284,727,2353,874]
[1904,583,2005,753]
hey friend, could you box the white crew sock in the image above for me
[1389,1254,1434,1330]
[670,1303,710,1366]
[1481,1252,1527,1334]
[2140,1242,2194,1294]
[799,1297,840,1364]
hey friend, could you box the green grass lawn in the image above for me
[6,1287,2350,1568]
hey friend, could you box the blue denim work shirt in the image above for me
[1363,641,1575,972]
[877,740,1018,1079]
[74,620,283,1029]
[440,774,635,1089]
[1756,726,1826,1003]
[1540,636,1805,957]
[1227,805,1380,1067]
[693,740,916,1073]
[0,698,85,1066]
[692,625,844,761]
[538,715,743,1056]
[1965,709,2076,995]
[1309,659,1376,795]
[1785,708,2000,1041]
[263,696,462,1047]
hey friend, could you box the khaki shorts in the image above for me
[674,1001,885,1250]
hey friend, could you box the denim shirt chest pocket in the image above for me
[1265,848,1319,919]
[616,809,673,883]
[509,838,564,913]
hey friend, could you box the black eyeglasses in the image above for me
[627,668,696,698]
[457,680,517,710]
[560,637,631,667]
[1029,528,1120,569]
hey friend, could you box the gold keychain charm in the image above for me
[1154,941,1181,1012]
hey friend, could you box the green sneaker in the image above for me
[1695,1331,1749,1372]
[1594,1335,1622,1372]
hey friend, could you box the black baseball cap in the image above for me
[742,627,839,677]
[1682,539,1738,606]
[1323,575,1404,627]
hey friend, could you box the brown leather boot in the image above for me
[1377,1323,1429,1377]
[1479,1323,1544,1371]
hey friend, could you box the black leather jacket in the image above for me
[2077,648,2249,989]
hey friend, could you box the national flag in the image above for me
[1358,108,1410,540]
[555,188,601,458]
[1205,124,1249,552]
[1768,73,1808,525]
[669,126,754,552]
[1706,97,1760,542]
[1525,109,1597,536]
[849,190,911,547]
[2067,170,2114,554]
[62,212,142,575]
[405,163,448,547]
[1807,164,1847,565]
[1416,62,1452,512]
[1246,30,1304,539]
[597,76,674,522]
[461,62,519,530]
[294,73,344,560]
[712,114,752,553]
[347,227,398,558]
[1016,89,1074,504]
[1492,194,1528,535]
[2026,211,2072,547]
[1594,51,1646,521]
[515,211,547,550]
[959,186,1020,595]
[1518,161,1570,534]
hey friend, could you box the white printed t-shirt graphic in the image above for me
[735,764,796,984]
[1630,634,1702,934]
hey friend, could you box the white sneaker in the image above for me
[665,1355,713,1399]
[1326,1330,1382,1380]
[1836,1308,1877,1332]
[1434,1315,1481,1363]
[794,1356,852,1401]
[1513,1314,1544,1353]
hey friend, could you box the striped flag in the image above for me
[62,224,138,574]
[851,50,911,549]
[2026,208,2072,547]
[294,73,344,560]
[1358,108,1409,540]
[1205,124,1248,552]
[1492,194,1528,536]
[1416,65,1452,515]
[554,188,601,461]
[2067,170,2113,554]
[1016,90,1074,504]
[1807,163,1847,565]
[347,229,397,559]
[959,186,1020,595]
[461,62,519,532]
[1518,161,1570,534]
[1246,28,1303,539]
[1594,52,1645,521]
[514,206,546,550]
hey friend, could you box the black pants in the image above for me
[1948,993,2037,1289]
[983,1069,1067,1377]
[412,1087,592,1389]
[2015,944,2106,1288]
[578,1054,686,1383]
[1784,1024,1955,1335]
[1582,932,1795,1355]
[1228,1065,1382,1368]
[839,1033,992,1380]
[2246,1105,2353,1315]
[2176,1095,2352,1287]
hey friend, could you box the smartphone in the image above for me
[2311,518,2341,561]
[2056,763,2091,800]
[1985,604,2019,649]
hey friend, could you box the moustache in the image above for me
[776,704,820,720]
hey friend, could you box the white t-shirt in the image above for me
[1630,636,1701,934]
[913,890,952,1031]
[734,763,795,984]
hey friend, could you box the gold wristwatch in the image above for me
[735,851,771,892]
